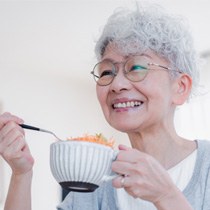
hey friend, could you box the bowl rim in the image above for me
[50,140,114,150]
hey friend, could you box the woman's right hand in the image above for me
[0,112,34,175]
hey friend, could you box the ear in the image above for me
[172,73,192,105]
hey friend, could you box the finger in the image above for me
[0,122,25,145]
[1,121,25,137]
[7,130,25,148]
[112,175,129,188]
[0,112,24,129]
[118,144,131,151]
[112,160,133,175]
[116,149,137,162]
[0,133,24,155]
[3,136,26,160]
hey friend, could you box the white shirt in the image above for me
[116,150,197,210]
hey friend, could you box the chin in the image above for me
[110,121,138,133]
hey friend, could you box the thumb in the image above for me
[118,144,131,151]
[0,112,24,129]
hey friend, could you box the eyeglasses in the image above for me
[90,55,182,86]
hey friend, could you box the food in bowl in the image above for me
[67,133,115,147]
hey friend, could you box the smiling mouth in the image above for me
[112,101,143,109]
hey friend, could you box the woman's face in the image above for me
[96,45,178,133]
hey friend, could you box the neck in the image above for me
[127,128,196,169]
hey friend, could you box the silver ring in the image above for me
[120,176,125,188]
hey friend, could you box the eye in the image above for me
[129,65,147,72]
[99,70,114,78]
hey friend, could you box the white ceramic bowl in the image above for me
[50,140,117,192]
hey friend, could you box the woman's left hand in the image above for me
[112,144,177,204]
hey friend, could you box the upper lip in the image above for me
[112,97,143,103]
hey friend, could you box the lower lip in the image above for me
[113,106,140,112]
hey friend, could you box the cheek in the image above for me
[96,87,111,121]
[96,86,107,107]
[140,75,173,105]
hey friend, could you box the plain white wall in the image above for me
[0,0,210,210]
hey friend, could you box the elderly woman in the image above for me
[0,3,210,210]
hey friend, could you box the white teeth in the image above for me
[113,101,142,108]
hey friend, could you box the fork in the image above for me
[19,124,64,141]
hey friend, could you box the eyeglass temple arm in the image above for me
[90,71,99,78]
[148,63,182,73]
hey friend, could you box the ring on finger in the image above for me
[120,176,126,188]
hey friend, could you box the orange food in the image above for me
[67,133,115,148]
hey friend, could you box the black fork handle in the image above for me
[19,124,41,131]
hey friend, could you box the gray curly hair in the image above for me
[94,3,200,97]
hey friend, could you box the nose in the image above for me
[110,69,132,93]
